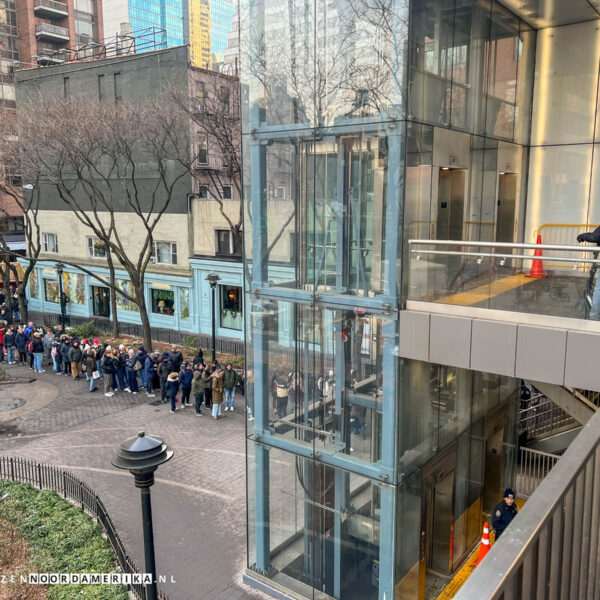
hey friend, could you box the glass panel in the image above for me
[220,285,242,330]
[29,269,39,299]
[151,289,174,315]
[62,272,85,304]
[115,279,139,312]
[44,279,59,303]
[178,287,190,320]
[531,21,600,146]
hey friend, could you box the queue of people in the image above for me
[0,322,242,419]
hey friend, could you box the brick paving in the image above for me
[0,363,267,600]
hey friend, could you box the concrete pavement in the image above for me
[0,362,266,600]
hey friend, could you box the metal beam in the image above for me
[530,381,596,425]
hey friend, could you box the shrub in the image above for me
[0,480,127,600]
[69,320,101,340]
[182,335,200,350]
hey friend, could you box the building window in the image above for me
[220,285,242,330]
[198,186,209,199]
[151,241,177,265]
[215,229,241,257]
[151,288,174,315]
[222,185,233,199]
[114,72,121,103]
[195,81,205,112]
[219,86,230,115]
[87,236,106,258]
[98,74,105,100]
[197,133,208,165]
[273,186,286,200]
[43,233,58,253]
[44,279,60,303]
[63,77,70,98]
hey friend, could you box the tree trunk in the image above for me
[1,255,11,306]
[16,285,28,323]
[106,247,120,338]
[134,283,152,352]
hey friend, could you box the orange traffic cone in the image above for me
[526,234,548,278]
[472,522,490,566]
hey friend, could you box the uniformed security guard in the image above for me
[492,488,518,539]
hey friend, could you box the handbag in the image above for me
[133,360,143,371]
[92,371,100,379]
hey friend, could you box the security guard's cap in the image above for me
[504,488,515,499]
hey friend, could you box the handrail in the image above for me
[412,249,600,265]
[454,407,600,600]
[408,239,600,253]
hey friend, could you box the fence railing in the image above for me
[454,406,600,600]
[517,447,561,499]
[520,393,576,439]
[0,456,170,600]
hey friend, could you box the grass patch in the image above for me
[0,480,128,600]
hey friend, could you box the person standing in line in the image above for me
[101,349,117,397]
[83,344,97,392]
[192,364,206,416]
[169,345,184,373]
[273,371,290,417]
[60,336,71,376]
[50,336,61,373]
[136,346,148,388]
[0,323,5,363]
[203,364,213,409]
[223,362,239,412]
[15,326,27,366]
[126,349,139,394]
[144,352,157,397]
[4,325,15,364]
[492,489,518,540]
[179,362,193,408]
[68,340,83,380]
[210,367,224,419]
[158,353,172,404]
[192,348,205,368]
[166,371,180,413]
[31,331,45,373]
[115,345,131,392]
[43,328,55,366]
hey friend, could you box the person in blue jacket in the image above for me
[137,346,148,388]
[179,362,193,408]
[492,488,518,539]
[144,352,157,397]
[166,372,180,413]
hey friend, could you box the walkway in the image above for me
[0,363,266,600]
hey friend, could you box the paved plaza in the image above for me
[0,363,267,600]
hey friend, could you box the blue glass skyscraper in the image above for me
[210,0,235,62]
[121,0,184,49]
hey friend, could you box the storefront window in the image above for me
[62,272,85,304]
[44,279,59,303]
[221,285,242,330]
[29,269,39,299]
[115,279,139,312]
[151,288,174,315]
[179,287,190,320]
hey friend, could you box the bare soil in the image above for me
[0,514,47,600]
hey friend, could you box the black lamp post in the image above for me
[55,262,66,329]
[206,273,221,362]
[111,432,173,600]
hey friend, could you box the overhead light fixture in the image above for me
[441,167,450,171]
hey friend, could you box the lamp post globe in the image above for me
[112,432,173,600]
[205,273,221,362]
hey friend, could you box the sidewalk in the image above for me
[0,363,265,600]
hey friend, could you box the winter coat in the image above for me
[166,375,179,398]
[15,332,27,352]
[60,341,71,362]
[127,354,139,370]
[157,361,172,380]
[191,370,207,394]
[137,349,148,369]
[0,329,4,345]
[116,353,128,369]
[51,339,61,359]
[192,352,205,367]
[223,368,238,390]
[31,337,44,353]
[211,371,224,404]
[68,346,82,362]
[144,356,156,377]
[179,369,193,390]
[44,333,55,349]
[0,310,11,324]
[101,356,116,374]
[3,330,14,347]
[84,349,96,371]
[168,351,184,372]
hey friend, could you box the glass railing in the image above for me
[407,239,600,321]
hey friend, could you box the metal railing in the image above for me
[520,393,575,439]
[33,0,68,13]
[35,22,70,39]
[454,407,600,600]
[517,447,561,499]
[0,456,170,600]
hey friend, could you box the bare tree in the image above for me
[0,109,43,323]
[16,97,192,350]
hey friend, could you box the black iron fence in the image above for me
[0,455,170,600]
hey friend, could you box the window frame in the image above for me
[222,184,233,200]
[87,236,106,258]
[42,232,58,253]
[151,241,178,265]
